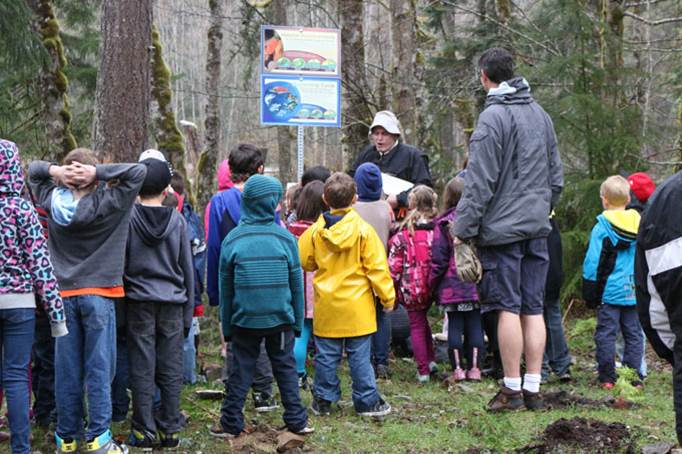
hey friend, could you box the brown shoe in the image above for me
[522,389,545,410]
[487,387,524,412]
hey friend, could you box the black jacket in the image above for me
[545,218,563,301]
[635,170,682,365]
[350,142,432,208]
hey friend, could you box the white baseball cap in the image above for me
[138,149,167,162]
[370,110,401,136]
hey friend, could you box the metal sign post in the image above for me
[297,125,305,181]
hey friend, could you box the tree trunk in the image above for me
[28,0,77,161]
[92,0,152,162]
[268,0,294,184]
[194,0,223,214]
[390,0,419,144]
[150,24,186,176]
[338,0,372,168]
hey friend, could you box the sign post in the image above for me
[260,25,342,181]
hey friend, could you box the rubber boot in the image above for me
[467,347,482,381]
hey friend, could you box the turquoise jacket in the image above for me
[582,209,640,307]
[218,175,304,338]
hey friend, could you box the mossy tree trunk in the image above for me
[338,0,372,168]
[92,0,152,162]
[28,0,77,161]
[150,24,188,193]
[195,0,223,214]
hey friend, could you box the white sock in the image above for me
[503,376,522,391]
[523,373,542,393]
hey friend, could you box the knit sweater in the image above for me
[219,175,304,338]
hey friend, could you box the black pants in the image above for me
[220,330,307,435]
[32,310,56,425]
[127,302,184,435]
[224,340,273,398]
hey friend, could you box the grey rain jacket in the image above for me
[453,77,563,246]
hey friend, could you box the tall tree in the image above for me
[195,0,223,213]
[338,0,372,167]
[92,0,152,162]
[28,0,77,160]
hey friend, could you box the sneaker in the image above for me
[357,398,391,417]
[293,425,315,435]
[208,423,239,439]
[522,389,545,410]
[417,374,430,383]
[298,373,309,390]
[466,367,482,381]
[375,364,391,379]
[126,429,157,450]
[487,387,524,412]
[631,380,644,390]
[253,393,279,413]
[85,430,128,454]
[452,368,466,381]
[428,362,439,374]
[55,433,78,454]
[157,430,180,448]
[601,382,615,390]
[310,396,332,416]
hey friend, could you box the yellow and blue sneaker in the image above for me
[55,433,78,454]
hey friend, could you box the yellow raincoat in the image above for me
[298,208,395,338]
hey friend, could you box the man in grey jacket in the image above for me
[452,48,563,411]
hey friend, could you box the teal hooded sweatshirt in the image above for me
[218,174,304,338]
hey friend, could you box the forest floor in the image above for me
[29,315,677,454]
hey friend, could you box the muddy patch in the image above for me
[228,424,307,454]
[529,417,635,453]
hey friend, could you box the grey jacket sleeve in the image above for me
[452,121,502,240]
[179,219,195,332]
[28,161,57,212]
[546,117,564,207]
[95,163,147,212]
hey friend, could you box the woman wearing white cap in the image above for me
[349,111,432,212]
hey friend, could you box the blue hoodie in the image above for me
[218,175,304,338]
[582,209,640,306]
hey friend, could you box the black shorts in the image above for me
[477,238,549,316]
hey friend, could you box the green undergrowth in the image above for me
[27,312,675,453]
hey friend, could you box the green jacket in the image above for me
[218,175,304,338]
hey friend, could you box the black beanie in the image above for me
[139,158,172,196]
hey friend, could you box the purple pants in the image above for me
[407,309,435,375]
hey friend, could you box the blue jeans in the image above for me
[542,297,572,379]
[595,304,644,383]
[0,308,35,454]
[293,319,313,375]
[372,304,391,367]
[314,335,381,412]
[220,330,307,435]
[616,328,648,377]
[56,295,116,441]
[111,328,129,422]
[183,317,199,384]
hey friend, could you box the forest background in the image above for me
[1,0,681,305]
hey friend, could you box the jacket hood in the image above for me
[0,140,25,197]
[485,77,533,107]
[435,207,457,226]
[217,159,234,191]
[240,174,282,225]
[130,204,177,246]
[598,209,640,246]
[319,208,360,252]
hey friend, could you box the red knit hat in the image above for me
[627,172,655,203]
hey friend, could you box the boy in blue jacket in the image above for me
[583,175,644,388]
[209,175,311,438]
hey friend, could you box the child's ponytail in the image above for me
[399,185,438,234]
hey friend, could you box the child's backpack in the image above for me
[390,227,434,310]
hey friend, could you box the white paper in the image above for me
[381,173,414,196]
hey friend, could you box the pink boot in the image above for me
[467,347,482,381]
[452,350,466,381]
